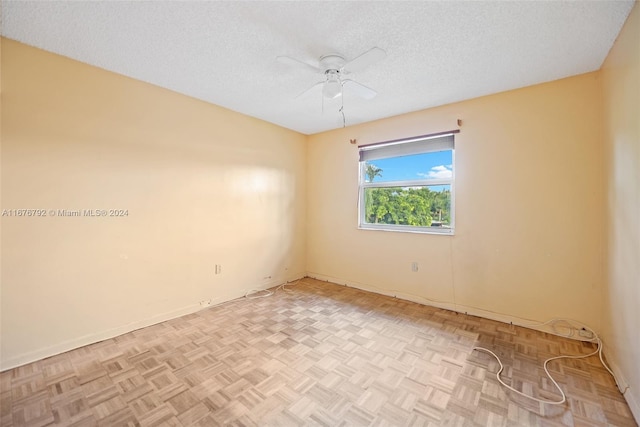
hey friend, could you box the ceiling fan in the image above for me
[277,47,386,100]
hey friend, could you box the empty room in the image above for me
[1,1,638,426]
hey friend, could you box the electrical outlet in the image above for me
[199,299,212,307]
[411,262,418,272]
[215,264,222,275]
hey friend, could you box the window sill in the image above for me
[358,224,454,236]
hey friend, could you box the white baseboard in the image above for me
[603,355,639,423]
[0,273,306,372]
[306,272,456,309]
[0,302,201,371]
[626,389,640,425]
[306,272,543,328]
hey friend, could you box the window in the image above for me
[358,131,457,234]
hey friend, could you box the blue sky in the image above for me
[366,150,452,183]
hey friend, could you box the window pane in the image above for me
[363,185,451,227]
[363,150,452,183]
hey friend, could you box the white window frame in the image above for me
[358,131,457,235]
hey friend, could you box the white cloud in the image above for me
[418,165,452,180]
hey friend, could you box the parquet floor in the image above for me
[1,278,636,426]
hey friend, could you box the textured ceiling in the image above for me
[1,1,635,135]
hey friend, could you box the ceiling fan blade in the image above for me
[295,81,324,99]
[342,79,377,100]
[342,47,386,73]
[277,55,322,74]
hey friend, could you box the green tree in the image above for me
[365,186,450,228]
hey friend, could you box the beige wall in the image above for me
[308,73,605,329]
[601,3,640,420]
[0,39,307,369]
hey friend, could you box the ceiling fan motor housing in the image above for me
[319,54,346,72]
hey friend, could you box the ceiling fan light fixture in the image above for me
[323,79,342,99]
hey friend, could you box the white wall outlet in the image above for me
[199,299,212,307]
[411,262,419,272]
[215,264,222,275]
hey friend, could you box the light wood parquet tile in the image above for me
[1,278,636,426]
